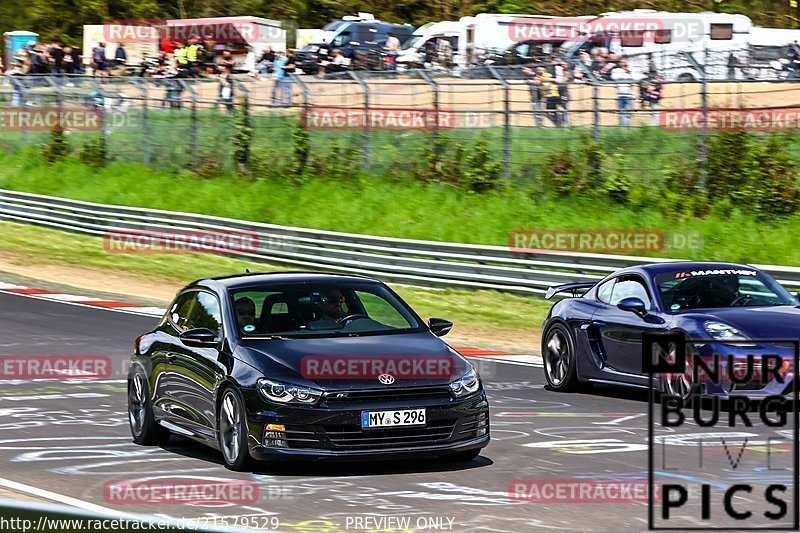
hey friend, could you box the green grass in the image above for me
[2,150,800,265]
[0,222,549,338]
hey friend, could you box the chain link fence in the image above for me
[2,69,800,183]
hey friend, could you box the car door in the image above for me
[150,292,195,418]
[168,290,226,439]
[593,275,667,375]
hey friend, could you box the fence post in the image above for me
[699,47,709,191]
[88,77,107,157]
[10,78,30,145]
[179,80,198,169]
[592,81,601,141]
[418,71,442,175]
[348,71,370,171]
[488,65,511,180]
[133,80,150,165]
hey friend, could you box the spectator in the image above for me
[115,43,128,66]
[49,42,64,75]
[271,50,295,106]
[522,66,544,126]
[727,52,743,80]
[218,65,235,113]
[384,32,400,70]
[70,44,82,75]
[599,53,620,80]
[219,50,236,73]
[423,38,436,66]
[610,58,642,126]
[641,74,664,126]
[436,37,453,69]
[92,42,108,77]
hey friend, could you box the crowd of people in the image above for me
[3,41,83,77]
[524,51,664,127]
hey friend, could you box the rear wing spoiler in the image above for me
[544,282,597,300]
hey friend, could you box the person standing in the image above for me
[271,50,295,106]
[384,32,400,70]
[218,66,235,113]
[92,42,108,77]
[610,58,641,126]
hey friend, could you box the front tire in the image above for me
[128,368,170,445]
[218,387,253,471]
[542,323,580,391]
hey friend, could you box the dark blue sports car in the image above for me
[541,262,799,398]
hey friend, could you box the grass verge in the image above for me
[0,222,550,352]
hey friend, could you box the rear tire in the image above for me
[218,387,254,472]
[128,368,170,446]
[542,323,580,391]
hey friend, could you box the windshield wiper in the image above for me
[246,335,292,340]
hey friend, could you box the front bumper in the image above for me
[243,388,490,461]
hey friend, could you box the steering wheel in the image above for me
[730,294,753,307]
[336,314,370,325]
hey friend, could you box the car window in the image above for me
[356,291,411,328]
[610,277,651,307]
[231,282,421,338]
[185,291,223,337]
[169,292,195,331]
[596,278,615,303]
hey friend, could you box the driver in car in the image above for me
[317,289,346,321]
[234,297,257,329]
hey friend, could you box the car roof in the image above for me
[194,271,383,291]
[617,261,757,278]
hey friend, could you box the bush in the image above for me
[540,133,604,197]
[232,98,253,171]
[79,137,107,168]
[291,119,310,179]
[462,136,502,193]
[41,124,71,164]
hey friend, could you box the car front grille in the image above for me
[321,387,453,405]
[279,418,476,450]
[324,419,456,449]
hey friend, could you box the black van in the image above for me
[296,19,415,74]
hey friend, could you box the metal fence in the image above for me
[2,69,800,182]
[3,188,800,294]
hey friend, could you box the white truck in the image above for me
[558,10,800,81]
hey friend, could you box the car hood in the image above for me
[680,305,800,340]
[234,332,468,389]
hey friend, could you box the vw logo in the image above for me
[378,374,395,385]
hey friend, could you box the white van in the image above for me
[397,14,592,71]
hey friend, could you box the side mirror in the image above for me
[794,292,800,303]
[617,297,648,317]
[428,318,453,337]
[179,327,219,347]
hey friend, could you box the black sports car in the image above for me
[127,272,489,470]
[541,262,799,399]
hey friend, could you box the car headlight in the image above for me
[257,378,322,405]
[704,321,749,341]
[449,367,481,397]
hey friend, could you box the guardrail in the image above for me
[2,189,800,294]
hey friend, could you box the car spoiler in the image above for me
[544,282,597,300]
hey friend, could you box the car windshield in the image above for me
[655,268,797,313]
[231,282,424,338]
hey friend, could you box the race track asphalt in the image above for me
[0,290,795,532]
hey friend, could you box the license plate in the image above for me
[361,408,426,429]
